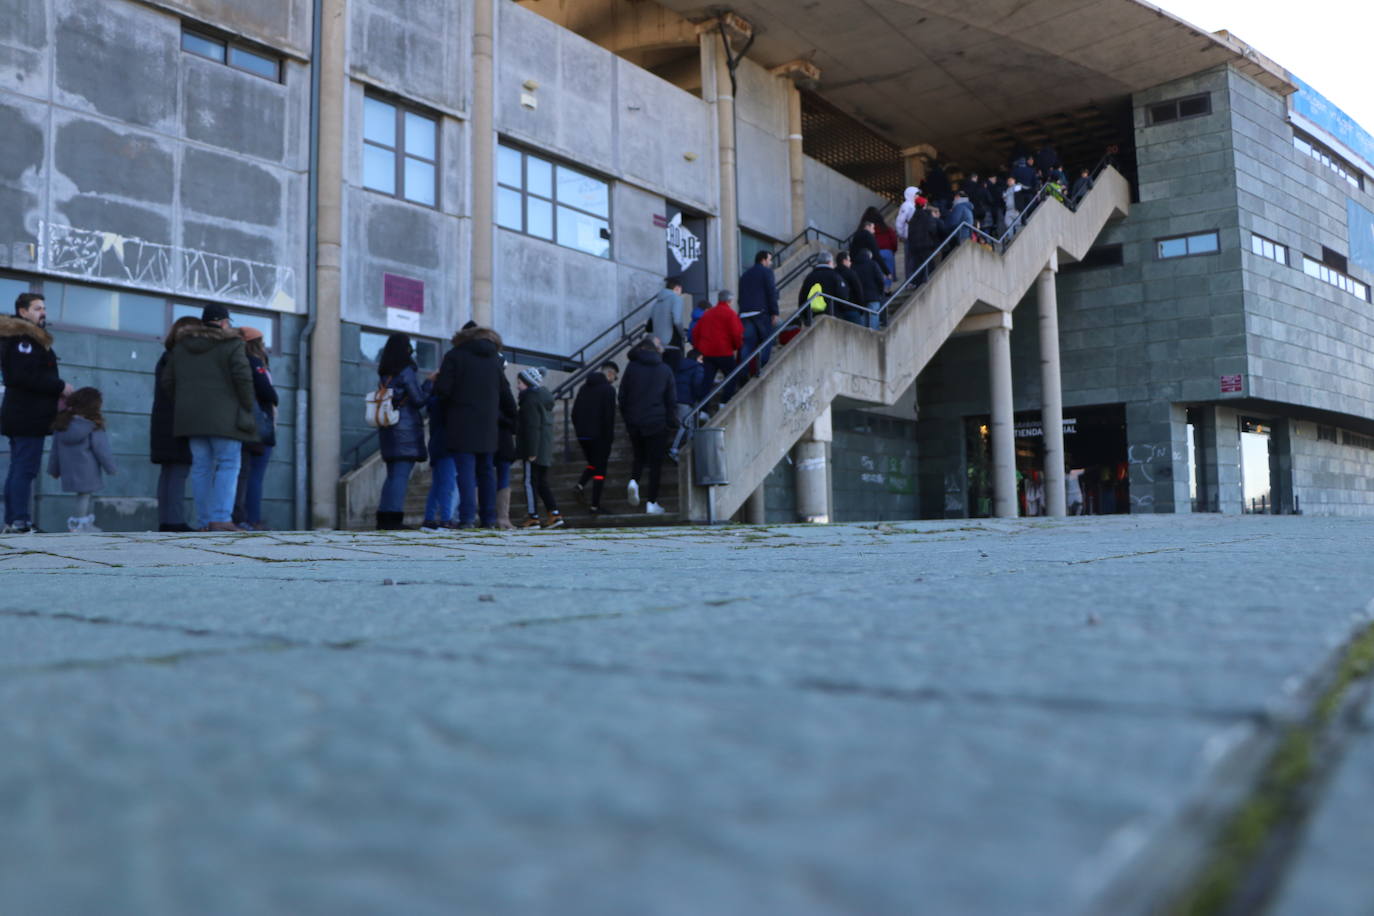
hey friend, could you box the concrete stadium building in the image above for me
[2,0,1372,529]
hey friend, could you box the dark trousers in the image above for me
[629,428,669,503]
[578,437,613,508]
[522,461,557,517]
[156,462,191,527]
[457,452,496,526]
[702,354,738,403]
[4,435,44,525]
[742,317,774,374]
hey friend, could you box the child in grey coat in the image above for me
[48,387,118,532]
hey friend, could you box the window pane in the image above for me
[228,311,273,349]
[172,303,201,325]
[526,156,552,198]
[364,97,396,147]
[1188,232,1218,255]
[404,112,436,161]
[113,291,166,336]
[359,330,389,364]
[497,146,523,188]
[403,158,436,206]
[363,144,396,194]
[1150,103,1176,124]
[1250,236,1262,256]
[415,340,440,370]
[228,45,279,80]
[0,277,29,313]
[527,197,553,240]
[182,31,226,62]
[1303,258,1321,277]
[557,206,610,257]
[1178,95,1209,118]
[556,165,609,217]
[497,187,523,230]
[1158,238,1188,259]
[59,285,115,330]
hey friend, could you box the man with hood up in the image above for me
[618,337,677,516]
[1,292,74,533]
[162,304,257,531]
[435,323,515,528]
[646,276,686,370]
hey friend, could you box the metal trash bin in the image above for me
[693,426,728,486]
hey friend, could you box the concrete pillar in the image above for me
[746,485,767,524]
[787,84,805,238]
[795,406,832,523]
[902,143,936,190]
[1037,260,1066,517]
[704,32,740,292]
[309,0,346,529]
[470,0,496,326]
[987,322,1017,519]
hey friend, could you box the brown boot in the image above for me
[494,487,515,530]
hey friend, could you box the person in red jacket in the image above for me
[691,290,745,404]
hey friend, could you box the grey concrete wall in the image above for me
[1289,420,1374,516]
[0,0,309,317]
[803,156,885,244]
[734,58,792,243]
[350,0,470,115]
[1228,68,1374,419]
[139,0,313,55]
[830,410,920,522]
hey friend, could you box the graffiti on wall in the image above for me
[38,221,297,311]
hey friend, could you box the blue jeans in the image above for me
[495,459,511,491]
[243,446,272,525]
[379,460,415,513]
[878,249,896,279]
[455,452,495,526]
[864,301,881,330]
[189,436,243,525]
[742,317,774,373]
[4,436,44,525]
[425,455,456,523]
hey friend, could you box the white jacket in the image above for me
[895,186,920,241]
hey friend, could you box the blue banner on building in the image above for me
[1291,76,1374,173]
[1350,201,1374,275]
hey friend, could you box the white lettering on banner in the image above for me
[666,213,700,271]
[1014,419,1077,438]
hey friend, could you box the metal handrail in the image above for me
[550,292,661,402]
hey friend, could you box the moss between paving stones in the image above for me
[1169,621,1374,916]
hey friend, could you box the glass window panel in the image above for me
[60,285,115,329]
[403,158,436,206]
[497,146,523,188]
[229,311,274,349]
[363,144,396,194]
[1178,95,1209,118]
[526,156,552,199]
[359,330,389,364]
[182,31,226,62]
[0,276,30,312]
[363,97,396,147]
[1188,232,1218,255]
[1251,235,1262,256]
[556,165,609,217]
[415,340,440,370]
[113,291,166,336]
[557,206,610,258]
[171,303,200,325]
[404,112,436,161]
[1303,257,1320,277]
[497,187,523,230]
[1150,103,1176,124]
[1158,238,1188,259]
[228,45,279,80]
[527,197,553,240]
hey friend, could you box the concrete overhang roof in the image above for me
[656,0,1294,152]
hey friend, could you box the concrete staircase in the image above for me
[684,167,1132,523]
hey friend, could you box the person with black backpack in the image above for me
[374,333,425,530]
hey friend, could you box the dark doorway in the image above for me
[665,204,709,305]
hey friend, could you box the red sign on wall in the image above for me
[383,273,425,313]
[1220,374,1243,393]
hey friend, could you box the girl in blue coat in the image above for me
[376,333,426,530]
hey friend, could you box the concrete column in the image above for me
[987,322,1017,519]
[746,485,767,524]
[706,33,740,292]
[309,0,346,529]
[1037,261,1066,517]
[794,406,832,523]
[470,0,496,326]
[787,83,805,238]
[902,143,936,190]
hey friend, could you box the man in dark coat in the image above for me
[434,324,512,528]
[905,205,940,287]
[516,367,561,529]
[848,220,892,286]
[851,249,887,329]
[572,360,618,516]
[1,292,73,533]
[797,251,849,327]
[163,304,256,531]
[834,251,867,325]
[618,337,677,515]
[737,250,780,373]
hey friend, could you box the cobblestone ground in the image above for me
[1,515,1372,915]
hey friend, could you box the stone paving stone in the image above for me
[0,515,1371,915]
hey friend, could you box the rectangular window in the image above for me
[181,27,280,82]
[172,303,278,349]
[45,282,165,336]
[359,329,440,371]
[1317,425,1338,443]
[1249,234,1288,266]
[363,96,440,207]
[1293,130,1364,190]
[496,143,611,258]
[1302,255,1370,301]
[1148,93,1211,125]
[1157,231,1220,259]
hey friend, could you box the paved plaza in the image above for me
[2,515,1372,915]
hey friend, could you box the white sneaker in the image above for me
[645,501,664,515]
[70,514,102,533]
[627,479,640,507]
